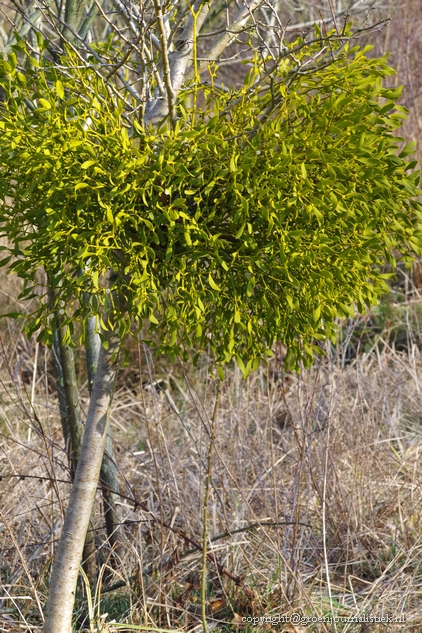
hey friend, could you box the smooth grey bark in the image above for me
[56,321,98,583]
[44,329,121,633]
[143,0,209,126]
[143,0,262,126]
[85,315,101,394]
[85,314,123,553]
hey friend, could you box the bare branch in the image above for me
[185,0,263,80]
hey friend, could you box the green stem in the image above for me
[192,10,198,127]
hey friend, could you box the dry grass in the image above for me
[1,280,422,632]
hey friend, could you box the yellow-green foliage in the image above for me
[0,32,421,373]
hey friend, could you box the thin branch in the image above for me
[153,0,176,124]
[185,0,264,81]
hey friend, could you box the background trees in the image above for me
[0,1,421,632]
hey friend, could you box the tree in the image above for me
[0,3,421,632]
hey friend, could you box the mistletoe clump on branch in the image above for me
[0,31,421,375]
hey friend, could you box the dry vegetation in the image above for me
[2,266,422,632]
[1,3,422,631]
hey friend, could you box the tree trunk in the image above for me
[85,314,123,554]
[101,435,123,552]
[49,287,98,581]
[43,329,121,633]
[51,327,70,452]
[57,325,82,473]
[54,318,98,583]
[85,314,101,394]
